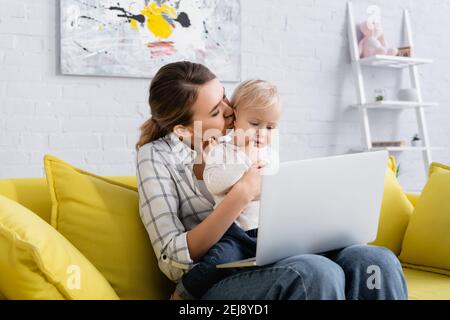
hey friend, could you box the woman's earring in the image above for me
[178,136,183,142]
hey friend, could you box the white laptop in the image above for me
[217,151,388,269]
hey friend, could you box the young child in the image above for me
[173,80,282,300]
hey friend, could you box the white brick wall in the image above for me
[0,0,449,193]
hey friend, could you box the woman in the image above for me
[135,61,408,300]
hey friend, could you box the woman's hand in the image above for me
[235,161,265,202]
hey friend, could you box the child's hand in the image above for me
[235,162,264,202]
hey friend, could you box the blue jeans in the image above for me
[178,223,258,299]
[179,223,408,300]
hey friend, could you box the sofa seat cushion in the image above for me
[403,267,450,300]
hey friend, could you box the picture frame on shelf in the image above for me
[397,46,412,57]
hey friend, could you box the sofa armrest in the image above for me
[406,193,421,207]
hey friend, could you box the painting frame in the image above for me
[59,0,241,81]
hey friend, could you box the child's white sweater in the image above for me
[203,140,279,231]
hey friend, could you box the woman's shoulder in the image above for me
[137,136,173,164]
[137,133,195,168]
[140,134,174,152]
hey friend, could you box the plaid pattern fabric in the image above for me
[136,133,215,282]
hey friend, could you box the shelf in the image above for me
[370,147,445,152]
[350,101,439,110]
[357,55,433,68]
[351,146,447,153]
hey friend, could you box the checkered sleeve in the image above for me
[137,145,194,282]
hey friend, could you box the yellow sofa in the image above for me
[0,177,449,300]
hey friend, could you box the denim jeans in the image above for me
[195,230,408,300]
[178,223,258,299]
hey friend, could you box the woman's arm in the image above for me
[138,143,262,280]
[137,146,193,282]
[187,164,262,262]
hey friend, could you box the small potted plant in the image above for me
[411,134,422,147]
[374,88,386,102]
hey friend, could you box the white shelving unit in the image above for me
[347,2,439,174]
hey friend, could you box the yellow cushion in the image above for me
[406,193,420,208]
[429,162,450,176]
[44,154,173,299]
[0,194,118,300]
[399,162,450,276]
[387,154,397,172]
[0,177,137,225]
[369,156,414,255]
[403,267,450,300]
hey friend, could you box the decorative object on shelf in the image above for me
[358,5,399,58]
[398,46,412,57]
[374,88,386,101]
[411,134,423,147]
[60,0,241,81]
[398,88,419,102]
[372,141,407,148]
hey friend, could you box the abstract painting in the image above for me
[60,0,241,81]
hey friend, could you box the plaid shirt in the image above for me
[136,133,215,283]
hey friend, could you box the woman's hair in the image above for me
[136,61,216,150]
[230,79,280,112]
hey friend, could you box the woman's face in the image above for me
[190,78,234,143]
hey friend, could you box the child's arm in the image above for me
[204,163,248,196]
[203,144,248,196]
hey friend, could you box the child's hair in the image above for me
[230,80,280,112]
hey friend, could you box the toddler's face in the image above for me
[233,104,281,148]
